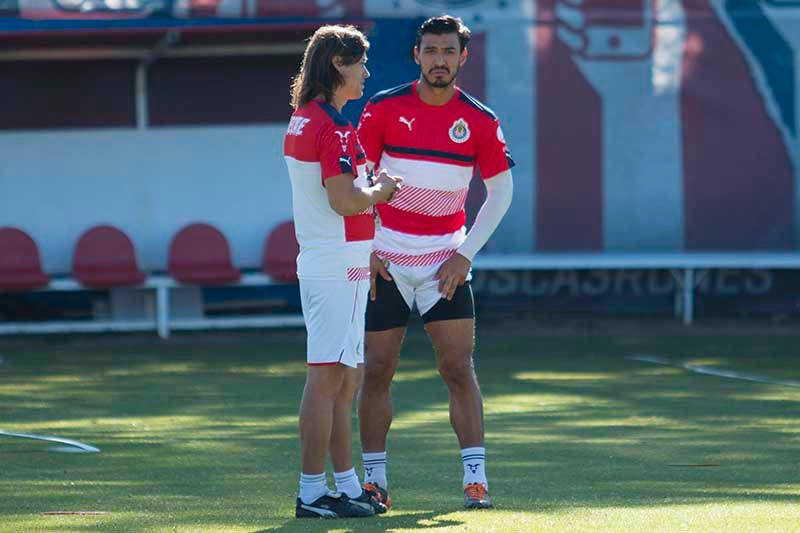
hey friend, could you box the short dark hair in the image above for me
[290,25,369,110]
[415,15,471,53]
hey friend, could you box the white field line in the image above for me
[0,430,100,452]
[629,354,800,388]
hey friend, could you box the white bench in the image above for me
[0,273,304,339]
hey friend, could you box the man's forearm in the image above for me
[457,170,514,261]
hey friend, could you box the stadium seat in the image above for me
[0,227,50,291]
[168,222,241,285]
[72,225,146,289]
[262,220,299,283]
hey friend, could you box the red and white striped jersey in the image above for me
[283,100,373,281]
[358,81,514,266]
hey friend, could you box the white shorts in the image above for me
[299,278,368,368]
[387,262,472,316]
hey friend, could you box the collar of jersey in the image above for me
[413,79,461,109]
[315,100,350,127]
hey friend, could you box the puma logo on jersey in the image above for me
[338,155,353,172]
[399,116,415,131]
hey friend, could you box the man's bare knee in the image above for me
[362,358,395,392]
[363,329,404,393]
[337,367,362,399]
[438,356,476,389]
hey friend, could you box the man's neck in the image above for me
[416,78,456,106]
[317,93,345,113]
[330,94,346,113]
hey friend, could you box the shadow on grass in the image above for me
[1,328,799,531]
[255,511,464,532]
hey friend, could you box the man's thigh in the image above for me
[424,317,475,363]
[420,281,475,324]
[366,275,412,332]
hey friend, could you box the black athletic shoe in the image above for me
[295,491,375,519]
[356,487,388,514]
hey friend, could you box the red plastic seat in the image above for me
[168,222,241,285]
[263,220,299,283]
[0,227,50,291]
[72,225,146,288]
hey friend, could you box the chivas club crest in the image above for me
[449,118,470,143]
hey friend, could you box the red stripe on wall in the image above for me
[681,1,794,250]
[536,2,603,251]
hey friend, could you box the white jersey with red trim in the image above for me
[357,80,514,266]
[283,100,373,281]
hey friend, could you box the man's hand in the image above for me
[434,253,471,301]
[370,252,392,301]
[373,169,403,204]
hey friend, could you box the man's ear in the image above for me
[459,47,468,67]
[413,46,420,66]
[332,56,344,71]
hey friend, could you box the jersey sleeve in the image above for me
[356,99,385,165]
[476,117,515,180]
[318,122,354,183]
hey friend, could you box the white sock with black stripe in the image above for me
[334,467,363,498]
[299,472,329,504]
[362,451,388,488]
[461,446,487,488]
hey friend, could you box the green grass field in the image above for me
[1,316,799,532]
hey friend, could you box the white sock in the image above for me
[334,467,363,498]
[461,447,487,488]
[362,451,388,488]
[299,472,329,504]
